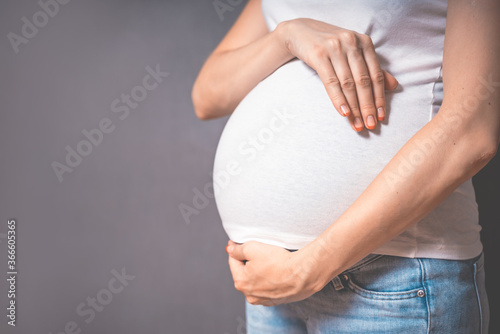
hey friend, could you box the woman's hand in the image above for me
[226,240,328,306]
[277,18,399,131]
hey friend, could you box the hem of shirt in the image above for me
[224,225,316,250]
[225,227,483,260]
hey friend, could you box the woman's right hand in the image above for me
[277,18,399,131]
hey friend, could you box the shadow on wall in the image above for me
[473,153,500,334]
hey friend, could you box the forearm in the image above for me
[192,24,292,120]
[298,0,500,291]
[299,102,499,291]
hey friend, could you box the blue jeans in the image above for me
[246,252,489,333]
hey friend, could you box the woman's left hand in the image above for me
[226,240,327,306]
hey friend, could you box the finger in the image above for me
[345,47,378,130]
[384,70,399,90]
[362,44,386,121]
[259,299,278,307]
[361,36,399,122]
[226,239,243,254]
[228,254,245,269]
[228,255,246,291]
[313,56,352,117]
[252,295,286,307]
[226,241,233,254]
[228,255,245,279]
[378,70,398,121]
[228,242,247,261]
[345,113,361,132]
[328,51,365,131]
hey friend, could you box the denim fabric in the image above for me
[246,253,489,333]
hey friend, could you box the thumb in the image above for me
[227,243,247,262]
[383,70,399,90]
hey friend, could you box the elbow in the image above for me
[480,142,498,165]
[478,128,500,164]
[192,101,212,121]
[191,82,211,120]
[191,80,227,120]
[468,137,499,173]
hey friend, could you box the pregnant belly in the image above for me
[212,61,428,249]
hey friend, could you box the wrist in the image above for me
[273,20,295,63]
[293,239,338,293]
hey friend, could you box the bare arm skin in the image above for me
[227,0,500,305]
[192,0,398,131]
[192,0,288,120]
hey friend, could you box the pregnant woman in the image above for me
[192,0,499,333]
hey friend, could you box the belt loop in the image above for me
[331,275,345,290]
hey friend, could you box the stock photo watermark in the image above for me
[384,74,500,190]
[51,64,169,183]
[5,219,17,327]
[213,0,244,21]
[7,0,72,54]
[48,267,135,334]
[178,106,298,225]
[376,1,404,27]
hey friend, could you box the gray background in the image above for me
[0,1,498,333]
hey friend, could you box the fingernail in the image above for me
[377,107,385,121]
[354,117,363,130]
[341,105,349,116]
[367,115,376,128]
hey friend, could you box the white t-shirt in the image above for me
[212,0,482,260]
